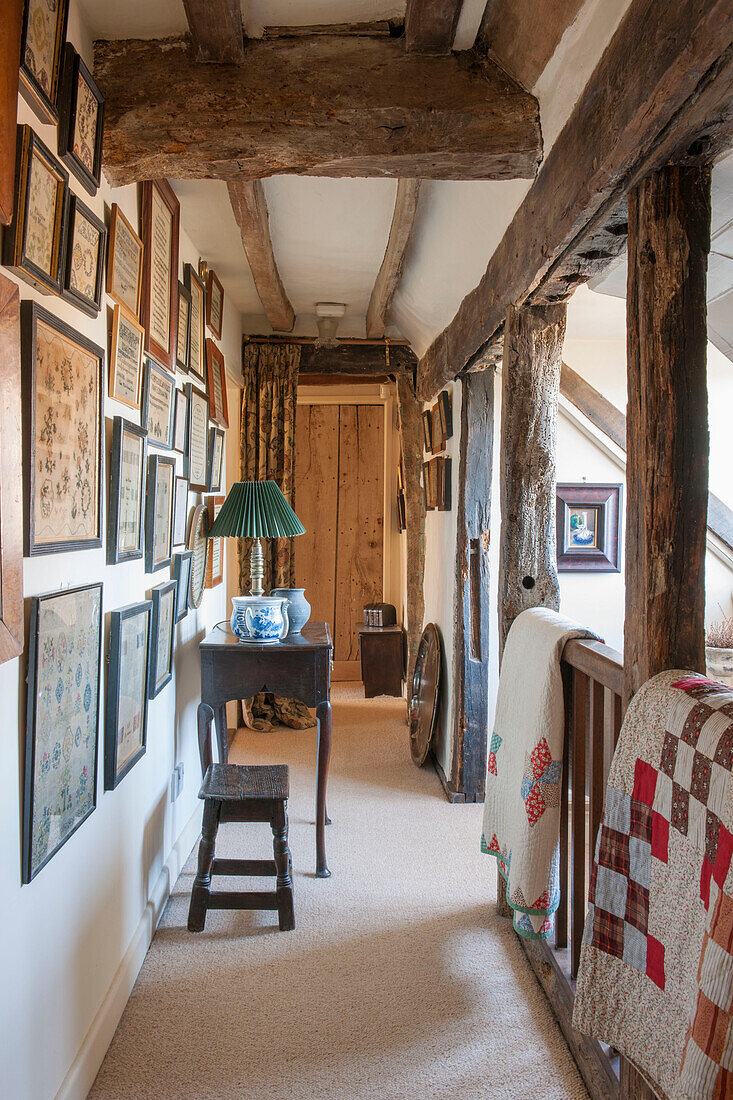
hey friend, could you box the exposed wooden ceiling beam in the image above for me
[243,339,417,375]
[228,180,295,333]
[479,0,585,90]
[366,180,421,339]
[405,0,464,54]
[94,35,541,185]
[181,0,244,63]
[417,0,733,400]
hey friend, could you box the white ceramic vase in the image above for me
[705,646,733,687]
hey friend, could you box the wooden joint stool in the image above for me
[187,761,295,933]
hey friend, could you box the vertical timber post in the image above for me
[496,301,567,913]
[451,369,494,802]
[621,163,711,1099]
[396,369,426,698]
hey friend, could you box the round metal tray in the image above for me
[409,623,442,766]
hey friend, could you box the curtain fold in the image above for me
[238,342,301,596]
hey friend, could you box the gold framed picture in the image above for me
[107,203,143,317]
[205,338,229,428]
[3,125,68,295]
[109,304,144,410]
[19,0,69,126]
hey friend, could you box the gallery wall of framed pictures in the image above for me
[4,4,234,891]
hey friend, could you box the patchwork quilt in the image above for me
[573,671,733,1100]
[481,607,598,939]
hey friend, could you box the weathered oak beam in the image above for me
[417,0,733,399]
[182,0,244,63]
[479,0,585,90]
[94,35,542,185]
[498,302,566,655]
[366,180,421,339]
[405,0,463,54]
[228,180,295,333]
[298,342,417,375]
[624,164,711,702]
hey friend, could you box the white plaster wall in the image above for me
[0,5,243,1096]
[421,382,460,778]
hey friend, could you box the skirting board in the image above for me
[54,803,203,1100]
[431,750,467,803]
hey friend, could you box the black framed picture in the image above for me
[173,387,188,454]
[176,280,191,372]
[108,417,147,565]
[62,193,106,316]
[3,125,68,295]
[57,43,104,195]
[422,410,433,452]
[21,301,104,556]
[556,483,622,572]
[141,357,175,450]
[23,582,102,882]
[145,454,175,572]
[19,0,70,126]
[172,551,193,622]
[172,475,189,546]
[438,390,453,440]
[105,600,152,791]
[148,580,176,698]
[184,262,206,383]
[206,425,225,493]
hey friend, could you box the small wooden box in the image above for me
[358,626,406,698]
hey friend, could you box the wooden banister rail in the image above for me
[516,636,629,1100]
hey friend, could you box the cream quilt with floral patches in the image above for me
[481,607,598,938]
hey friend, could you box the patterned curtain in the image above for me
[238,342,301,595]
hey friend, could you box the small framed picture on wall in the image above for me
[19,0,70,126]
[3,126,68,296]
[207,425,225,493]
[176,280,191,372]
[556,483,622,573]
[107,204,143,318]
[140,179,180,373]
[107,417,147,565]
[144,454,175,572]
[206,268,224,340]
[172,550,193,622]
[185,383,209,492]
[185,263,206,383]
[173,387,189,453]
[141,358,175,449]
[62,194,106,316]
[105,600,152,791]
[172,475,189,546]
[109,305,145,410]
[148,580,176,698]
[57,44,105,196]
[205,338,229,428]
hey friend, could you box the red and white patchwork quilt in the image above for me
[481,607,597,939]
[574,671,733,1099]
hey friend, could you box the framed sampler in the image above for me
[172,551,192,621]
[206,496,224,588]
[185,382,209,491]
[21,301,103,555]
[176,280,191,372]
[556,483,622,573]
[141,357,175,449]
[145,454,175,572]
[57,44,104,196]
[172,475,189,546]
[140,179,180,373]
[148,580,176,698]
[107,417,147,565]
[437,390,453,440]
[207,425,225,493]
[187,503,209,610]
[3,125,68,295]
[19,0,69,126]
[109,305,144,410]
[436,456,451,511]
[23,582,102,882]
[205,338,229,428]
[173,387,188,453]
[62,194,106,317]
[421,410,432,452]
[184,263,206,383]
[105,600,152,791]
[0,277,23,665]
[206,268,224,340]
[431,405,444,454]
[107,204,143,317]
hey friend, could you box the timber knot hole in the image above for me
[522,576,536,590]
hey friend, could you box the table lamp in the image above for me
[208,480,305,597]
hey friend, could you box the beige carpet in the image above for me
[90,686,588,1099]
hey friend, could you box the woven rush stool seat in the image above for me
[187,705,295,933]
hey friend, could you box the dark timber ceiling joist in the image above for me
[366,179,421,338]
[182,0,244,63]
[479,0,586,90]
[404,0,464,54]
[228,180,295,333]
[417,0,733,400]
[93,35,542,185]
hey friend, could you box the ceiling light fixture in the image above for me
[315,302,346,346]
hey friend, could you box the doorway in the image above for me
[295,401,385,680]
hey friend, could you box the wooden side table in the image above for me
[200,622,333,877]
[358,625,406,698]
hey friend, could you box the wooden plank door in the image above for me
[295,403,384,680]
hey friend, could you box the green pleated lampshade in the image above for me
[208,480,305,539]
